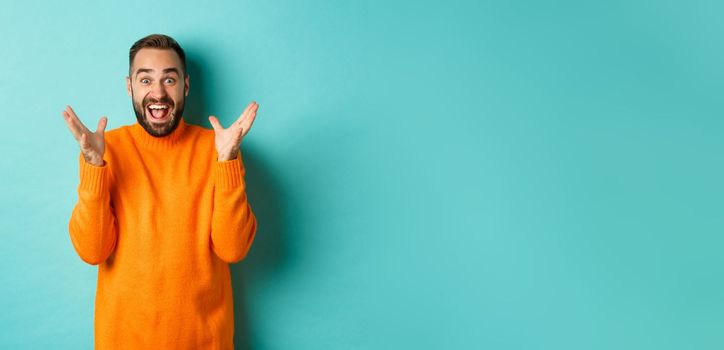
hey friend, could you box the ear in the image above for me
[184,74,190,97]
[126,76,132,97]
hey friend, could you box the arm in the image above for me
[208,101,260,263]
[62,105,116,265]
[68,154,118,265]
[211,149,258,263]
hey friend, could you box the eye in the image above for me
[140,78,150,84]
[164,78,176,84]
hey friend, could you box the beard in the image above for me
[131,88,185,137]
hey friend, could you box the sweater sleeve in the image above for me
[211,149,258,263]
[68,153,118,265]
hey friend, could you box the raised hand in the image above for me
[208,101,259,161]
[62,105,108,166]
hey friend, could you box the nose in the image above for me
[150,81,167,99]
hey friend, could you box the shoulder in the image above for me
[104,124,134,144]
[184,121,215,142]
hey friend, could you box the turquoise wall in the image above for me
[1,0,723,348]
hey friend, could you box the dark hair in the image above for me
[129,34,186,76]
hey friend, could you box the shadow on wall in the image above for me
[232,144,288,350]
[185,54,290,350]
[183,57,210,128]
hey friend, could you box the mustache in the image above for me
[143,97,174,107]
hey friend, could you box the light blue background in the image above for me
[1,0,723,349]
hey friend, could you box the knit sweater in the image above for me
[68,117,257,349]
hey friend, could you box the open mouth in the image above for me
[147,103,172,122]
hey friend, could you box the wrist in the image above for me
[217,147,241,162]
[217,154,237,162]
[83,154,104,167]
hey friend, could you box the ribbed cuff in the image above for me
[215,150,246,190]
[78,154,108,195]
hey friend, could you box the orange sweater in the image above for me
[68,118,257,349]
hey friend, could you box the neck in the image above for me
[131,117,188,149]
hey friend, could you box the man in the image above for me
[62,34,259,349]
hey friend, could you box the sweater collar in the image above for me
[131,117,188,149]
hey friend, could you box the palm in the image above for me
[62,105,107,166]
[213,127,242,160]
[209,101,259,161]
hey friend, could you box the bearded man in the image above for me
[62,33,259,349]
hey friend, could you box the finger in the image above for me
[62,111,83,141]
[240,114,256,137]
[230,128,244,148]
[208,115,223,133]
[234,101,257,126]
[240,104,258,135]
[244,101,257,113]
[63,110,89,141]
[80,133,89,150]
[66,105,90,133]
[96,116,108,134]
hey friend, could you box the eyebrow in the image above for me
[135,67,181,77]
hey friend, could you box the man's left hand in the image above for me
[209,101,259,161]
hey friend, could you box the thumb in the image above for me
[96,116,108,134]
[208,115,222,133]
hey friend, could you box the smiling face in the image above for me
[126,48,189,137]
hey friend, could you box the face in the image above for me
[126,48,189,137]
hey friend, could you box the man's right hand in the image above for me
[62,105,107,167]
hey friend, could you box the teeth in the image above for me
[148,105,169,110]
